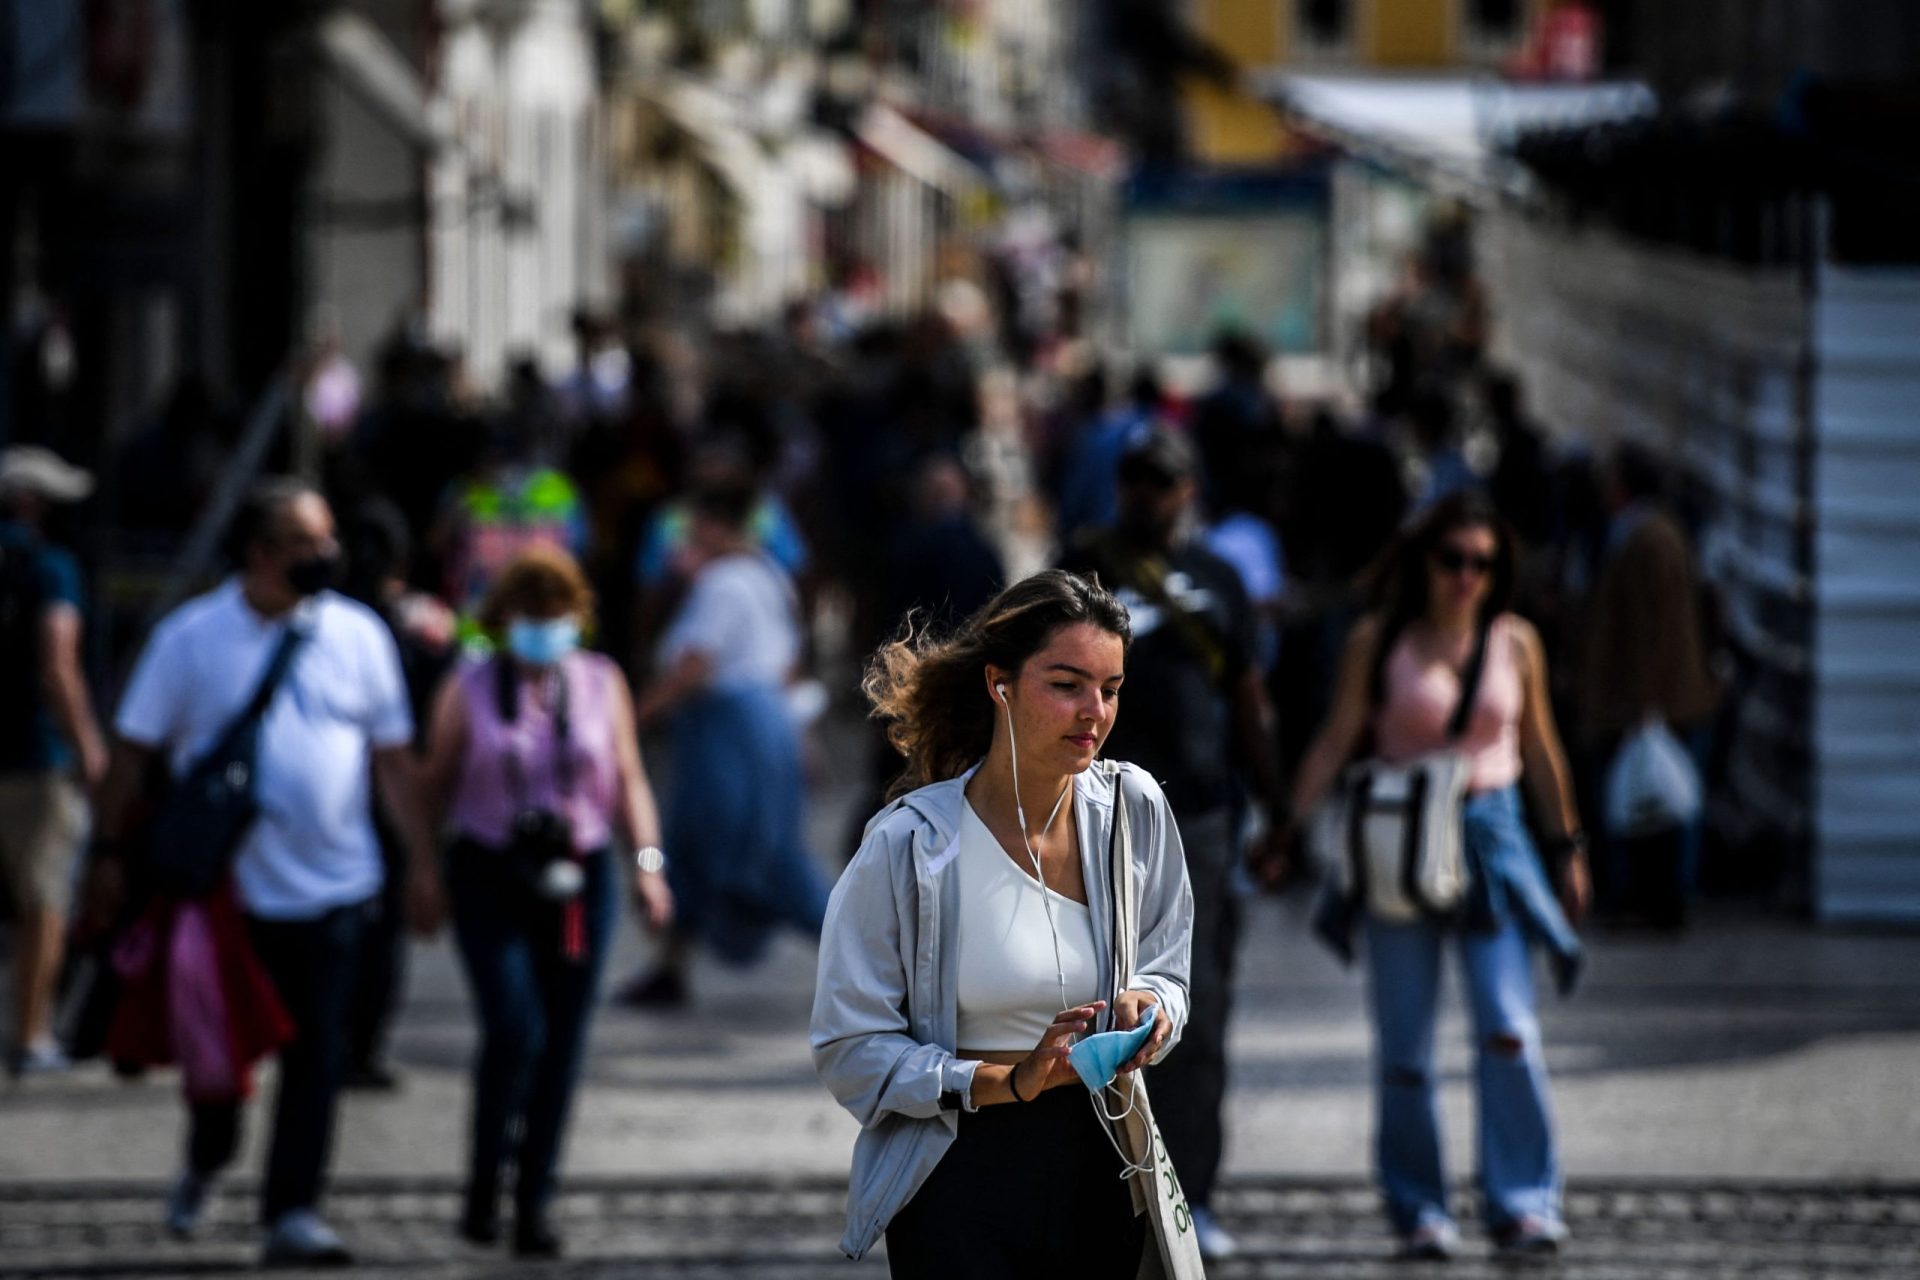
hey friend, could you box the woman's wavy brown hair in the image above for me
[863,569,1132,798]
[477,544,598,635]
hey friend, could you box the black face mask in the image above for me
[286,552,341,597]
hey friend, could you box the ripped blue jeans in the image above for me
[1364,787,1568,1237]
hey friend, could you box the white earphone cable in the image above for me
[1001,684,1152,1180]
[1001,686,1073,1014]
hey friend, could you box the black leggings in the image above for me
[884,1084,1146,1278]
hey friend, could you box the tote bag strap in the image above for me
[1106,761,1137,1022]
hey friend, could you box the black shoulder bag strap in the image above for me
[1346,616,1493,916]
[1089,531,1228,680]
[493,657,576,807]
[1445,618,1494,743]
[220,620,309,750]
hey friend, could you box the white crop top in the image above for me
[954,801,1101,1051]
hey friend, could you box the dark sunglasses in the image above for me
[1432,547,1497,576]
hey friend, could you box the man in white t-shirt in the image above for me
[94,479,430,1266]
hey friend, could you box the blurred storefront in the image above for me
[427,0,611,386]
[1264,1,1920,924]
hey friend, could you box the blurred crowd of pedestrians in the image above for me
[0,206,1737,1266]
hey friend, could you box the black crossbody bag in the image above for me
[148,622,309,898]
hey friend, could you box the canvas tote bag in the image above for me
[1103,762,1207,1280]
[1315,620,1491,922]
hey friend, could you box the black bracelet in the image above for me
[1008,1060,1035,1103]
[1543,831,1588,872]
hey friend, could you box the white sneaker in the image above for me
[1190,1205,1240,1260]
[165,1171,214,1238]
[262,1209,353,1267]
[1495,1214,1569,1258]
[8,1041,73,1078]
[1397,1219,1462,1261]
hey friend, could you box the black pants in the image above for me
[446,842,615,1224]
[348,830,409,1072]
[1149,806,1239,1211]
[187,898,368,1224]
[884,1085,1146,1278]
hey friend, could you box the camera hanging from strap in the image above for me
[493,657,589,958]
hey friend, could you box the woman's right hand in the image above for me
[1011,1001,1106,1099]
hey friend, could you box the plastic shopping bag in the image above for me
[1604,717,1702,838]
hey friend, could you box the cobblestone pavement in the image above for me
[4,1175,1918,1279]
[7,715,1920,1277]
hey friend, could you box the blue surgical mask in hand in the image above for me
[1068,1005,1157,1092]
[507,617,581,666]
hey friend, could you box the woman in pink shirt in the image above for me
[413,547,671,1257]
[1290,492,1590,1261]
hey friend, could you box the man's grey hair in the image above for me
[225,476,324,565]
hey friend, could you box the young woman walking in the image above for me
[812,569,1195,1277]
[1294,492,1590,1260]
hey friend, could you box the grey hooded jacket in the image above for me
[810,759,1194,1259]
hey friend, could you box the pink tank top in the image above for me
[448,652,622,854]
[1373,616,1524,793]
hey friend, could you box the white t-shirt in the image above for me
[658,552,801,691]
[116,580,412,920]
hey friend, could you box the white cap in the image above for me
[0,446,95,503]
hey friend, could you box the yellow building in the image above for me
[1185,0,1544,164]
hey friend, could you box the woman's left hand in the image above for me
[1113,989,1168,1075]
[633,870,674,932]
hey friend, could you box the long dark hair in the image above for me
[862,570,1132,797]
[1364,490,1517,704]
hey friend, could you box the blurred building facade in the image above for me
[596,0,1125,332]
[0,0,616,452]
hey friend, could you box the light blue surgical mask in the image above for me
[1068,1005,1157,1093]
[506,617,580,666]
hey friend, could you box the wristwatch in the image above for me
[937,1061,978,1112]
[634,845,666,875]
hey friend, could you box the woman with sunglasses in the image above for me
[1290,491,1590,1261]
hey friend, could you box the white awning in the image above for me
[640,76,855,207]
[1257,72,1656,200]
[316,11,451,152]
[854,103,989,198]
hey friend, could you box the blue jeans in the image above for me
[666,685,828,965]
[1365,913,1562,1238]
[447,842,616,1222]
